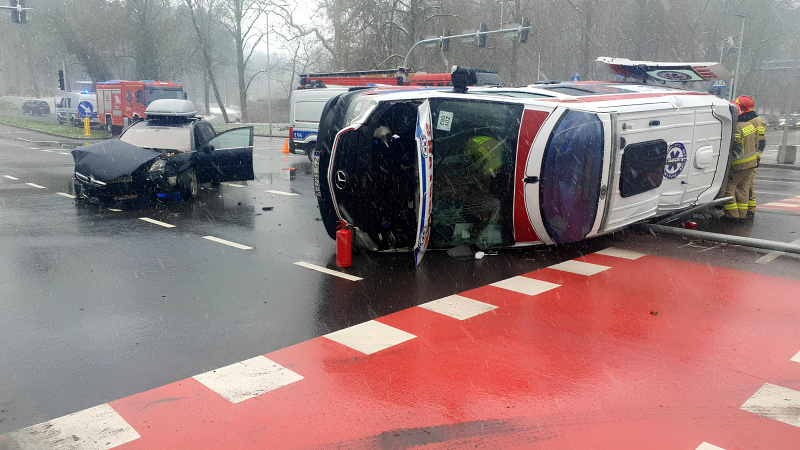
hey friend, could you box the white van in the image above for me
[57,91,98,127]
[289,87,350,160]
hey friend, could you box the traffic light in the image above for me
[441,29,451,52]
[520,18,530,43]
[478,23,488,47]
[57,70,65,91]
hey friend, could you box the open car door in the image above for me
[201,127,255,182]
[413,100,434,266]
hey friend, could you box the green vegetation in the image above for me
[0,97,26,110]
[0,115,111,139]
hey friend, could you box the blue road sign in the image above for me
[571,76,581,82]
[711,80,727,89]
[78,101,94,116]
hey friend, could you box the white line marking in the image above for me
[28,147,40,150]
[740,382,800,428]
[265,189,299,196]
[107,208,122,212]
[324,320,416,355]
[222,182,247,188]
[763,202,799,207]
[203,236,253,250]
[696,443,726,450]
[419,295,497,320]
[25,183,46,189]
[3,175,19,180]
[548,260,611,276]
[595,247,646,260]
[490,276,560,296]
[59,152,71,155]
[193,355,303,404]
[791,350,800,363]
[40,149,54,153]
[0,403,140,449]
[294,261,362,281]
[138,217,176,228]
[756,238,800,264]
[55,192,75,199]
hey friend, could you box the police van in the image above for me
[57,91,98,127]
[289,87,350,160]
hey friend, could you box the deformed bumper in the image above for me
[73,172,173,203]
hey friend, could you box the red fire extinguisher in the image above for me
[336,228,352,267]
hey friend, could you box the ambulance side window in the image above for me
[619,140,668,198]
[135,89,144,105]
[125,91,132,105]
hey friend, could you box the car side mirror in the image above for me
[202,144,214,154]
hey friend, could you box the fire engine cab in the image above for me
[96,80,185,135]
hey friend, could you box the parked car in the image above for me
[314,67,737,265]
[21,100,50,115]
[289,86,351,161]
[72,99,254,203]
[761,113,779,130]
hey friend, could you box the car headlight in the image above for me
[149,159,167,173]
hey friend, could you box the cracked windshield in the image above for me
[1,0,799,447]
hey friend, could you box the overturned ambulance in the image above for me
[314,64,737,265]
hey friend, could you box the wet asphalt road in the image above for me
[0,124,798,434]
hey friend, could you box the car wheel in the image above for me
[307,143,315,161]
[177,168,198,200]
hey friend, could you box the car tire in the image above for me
[307,143,315,161]
[177,168,198,200]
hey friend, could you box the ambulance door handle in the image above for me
[523,176,539,184]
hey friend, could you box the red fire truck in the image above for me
[298,68,503,89]
[96,80,186,135]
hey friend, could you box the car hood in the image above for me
[72,140,161,182]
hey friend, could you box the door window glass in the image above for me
[619,140,668,197]
[208,127,252,150]
[135,89,144,105]
[125,91,132,105]
[540,110,604,244]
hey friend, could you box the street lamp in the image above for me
[730,14,745,101]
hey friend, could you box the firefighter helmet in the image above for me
[734,96,755,114]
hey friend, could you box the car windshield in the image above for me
[119,124,191,152]
[429,98,522,248]
[144,88,184,106]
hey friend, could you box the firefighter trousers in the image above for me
[748,169,757,213]
[723,168,756,218]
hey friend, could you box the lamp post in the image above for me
[730,14,745,101]
[266,12,272,137]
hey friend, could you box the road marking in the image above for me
[548,260,611,276]
[139,217,176,228]
[490,276,560,296]
[763,202,798,207]
[222,182,247,188]
[740,383,800,428]
[324,320,416,355]
[791,350,800,363]
[59,152,71,155]
[193,356,303,404]
[28,147,39,150]
[0,403,140,449]
[55,192,75,199]
[265,189,299,196]
[40,149,54,153]
[294,261,362,281]
[696,443,726,450]
[595,247,646,260]
[756,238,800,264]
[3,175,19,180]
[25,183,46,189]
[107,208,122,212]
[419,294,497,320]
[202,236,253,250]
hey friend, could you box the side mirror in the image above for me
[201,144,214,154]
[184,92,188,100]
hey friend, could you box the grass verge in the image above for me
[0,115,111,139]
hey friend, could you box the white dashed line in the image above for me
[740,383,800,428]
[595,247,646,260]
[419,295,497,320]
[40,149,54,153]
[139,217,176,228]
[28,147,40,150]
[202,236,253,250]
[696,443,726,450]
[59,152,71,155]
[55,192,76,199]
[3,175,19,180]
[764,202,799,208]
[294,261,362,281]
[756,238,800,264]
[490,276,560,296]
[193,356,303,404]
[222,182,246,188]
[548,260,610,276]
[0,403,141,449]
[265,189,299,196]
[324,320,416,355]
[107,208,122,212]
[791,350,800,363]
[25,183,46,189]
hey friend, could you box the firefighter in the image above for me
[722,96,766,220]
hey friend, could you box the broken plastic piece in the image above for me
[447,244,474,261]
[262,207,274,211]
[475,251,486,260]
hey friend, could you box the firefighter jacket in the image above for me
[731,111,766,171]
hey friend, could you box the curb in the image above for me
[760,163,800,171]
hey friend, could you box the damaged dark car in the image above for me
[72,99,254,204]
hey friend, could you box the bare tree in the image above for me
[185,0,230,123]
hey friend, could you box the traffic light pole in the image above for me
[402,25,531,69]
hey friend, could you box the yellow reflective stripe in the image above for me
[741,124,756,137]
[732,154,758,165]
[756,126,765,135]
[724,204,738,210]
[757,151,762,156]
[748,201,757,205]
